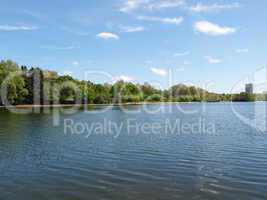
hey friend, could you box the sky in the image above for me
[0,0,267,93]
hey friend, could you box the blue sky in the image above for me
[0,0,267,93]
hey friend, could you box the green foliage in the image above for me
[146,94,163,102]
[256,93,267,101]
[232,92,256,102]
[93,95,109,104]
[0,59,257,105]
[0,60,28,105]
[169,84,205,102]
[111,81,142,103]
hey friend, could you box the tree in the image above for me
[0,60,28,105]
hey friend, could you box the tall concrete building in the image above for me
[245,83,254,94]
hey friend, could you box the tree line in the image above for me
[0,60,257,106]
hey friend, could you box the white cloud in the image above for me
[119,0,185,13]
[236,48,249,53]
[174,51,190,57]
[97,32,119,40]
[150,67,167,76]
[147,0,185,10]
[114,75,134,82]
[190,3,240,12]
[72,61,79,66]
[205,56,223,64]
[120,26,145,33]
[0,25,38,31]
[194,21,236,36]
[138,16,184,25]
[119,0,143,13]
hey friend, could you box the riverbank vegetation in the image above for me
[0,60,257,105]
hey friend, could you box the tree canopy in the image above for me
[0,60,256,105]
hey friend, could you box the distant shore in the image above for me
[0,101,261,109]
[0,102,176,109]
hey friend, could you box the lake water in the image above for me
[1,103,267,200]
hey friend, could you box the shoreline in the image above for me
[0,102,184,108]
[0,101,261,109]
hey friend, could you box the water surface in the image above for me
[0,103,267,200]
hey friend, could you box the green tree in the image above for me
[0,60,28,105]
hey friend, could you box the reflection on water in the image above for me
[0,103,267,200]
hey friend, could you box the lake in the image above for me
[0,102,267,200]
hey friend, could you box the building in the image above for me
[245,83,254,94]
